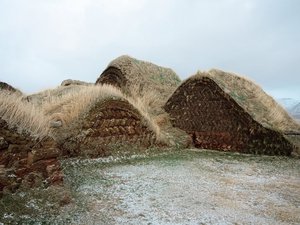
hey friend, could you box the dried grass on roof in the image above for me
[0,83,166,144]
[42,85,124,126]
[0,91,50,138]
[26,85,87,107]
[0,81,22,94]
[96,55,181,106]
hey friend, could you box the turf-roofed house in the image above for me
[94,55,191,149]
[96,55,181,102]
[59,55,183,157]
[164,69,300,156]
[55,89,159,157]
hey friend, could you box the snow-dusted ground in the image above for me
[1,149,300,224]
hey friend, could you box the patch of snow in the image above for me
[61,152,300,224]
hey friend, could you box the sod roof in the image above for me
[96,55,181,101]
[179,69,300,134]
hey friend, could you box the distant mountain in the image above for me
[277,98,300,121]
[290,103,300,120]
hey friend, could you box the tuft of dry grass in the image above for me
[127,96,164,143]
[0,91,50,139]
[27,85,86,107]
[127,84,173,144]
[42,85,124,125]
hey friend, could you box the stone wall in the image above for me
[58,99,156,157]
[0,118,63,196]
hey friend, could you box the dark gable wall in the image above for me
[96,67,127,90]
[165,77,293,155]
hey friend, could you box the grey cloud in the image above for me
[0,0,299,99]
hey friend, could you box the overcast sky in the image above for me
[0,0,299,99]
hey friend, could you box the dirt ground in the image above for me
[1,149,300,224]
